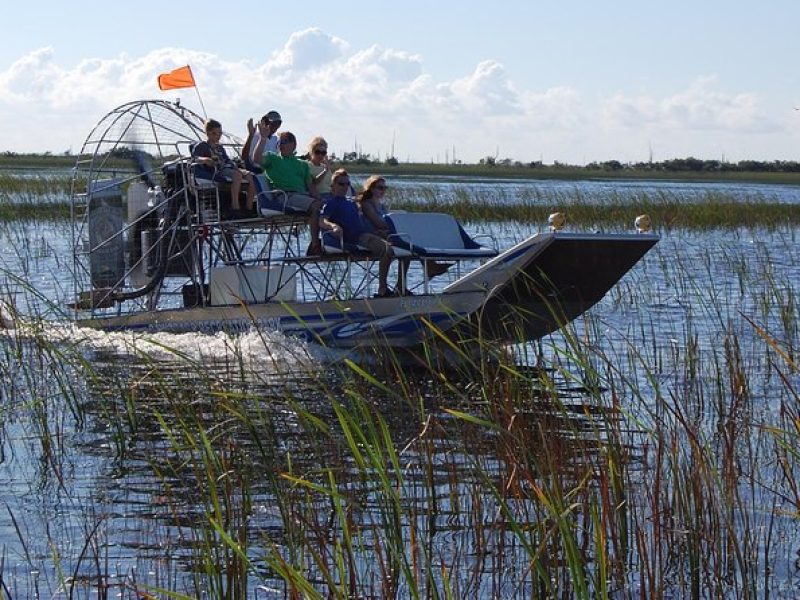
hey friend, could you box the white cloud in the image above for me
[0,47,59,101]
[0,33,786,162]
[446,60,520,116]
[603,76,778,133]
[268,27,348,72]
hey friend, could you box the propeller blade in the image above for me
[131,149,159,188]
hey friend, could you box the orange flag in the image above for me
[157,65,195,90]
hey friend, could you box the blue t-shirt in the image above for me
[321,195,365,244]
[192,141,232,180]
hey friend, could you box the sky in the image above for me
[2,0,799,164]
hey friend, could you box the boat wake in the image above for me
[0,300,330,377]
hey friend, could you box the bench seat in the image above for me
[321,212,497,260]
[385,212,497,258]
[321,231,371,256]
[253,174,308,217]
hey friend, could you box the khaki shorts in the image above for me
[285,192,317,212]
[358,232,393,258]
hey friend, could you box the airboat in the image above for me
[66,99,658,359]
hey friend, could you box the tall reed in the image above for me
[0,214,799,597]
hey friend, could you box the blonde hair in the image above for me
[307,135,328,156]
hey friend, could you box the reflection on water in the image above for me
[1,203,799,595]
[0,342,627,598]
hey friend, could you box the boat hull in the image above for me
[448,232,659,343]
[76,290,488,350]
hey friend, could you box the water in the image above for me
[4,169,800,207]
[379,173,800,205]
[1,180,800,597]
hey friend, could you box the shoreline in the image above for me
[2,155,800,186]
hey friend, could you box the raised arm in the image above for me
[241,118,255,166]
[253,121,269,165]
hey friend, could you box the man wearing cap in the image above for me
[242,110,282,170]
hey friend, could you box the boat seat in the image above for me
[321,231,371,256]
[385,212,498,258]
[181,158,221,213]
[253,174,308,217]
[186,149,235,214]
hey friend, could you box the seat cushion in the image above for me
[385,212,497,258]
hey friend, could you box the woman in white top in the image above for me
[305,136,332,200]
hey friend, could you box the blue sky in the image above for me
[2,0,798,163]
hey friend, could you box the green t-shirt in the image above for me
[261,152,311,193]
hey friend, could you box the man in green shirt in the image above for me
[259,131,323,255]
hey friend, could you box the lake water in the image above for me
[383,174,800,205]
[0,177,799,597]
[4,169,800,207]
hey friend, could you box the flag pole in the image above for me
[187,66,208,120]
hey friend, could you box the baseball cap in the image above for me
[265,110,282,123]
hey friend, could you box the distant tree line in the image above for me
[477,155,800,173]
[3,149,800,174]
[337,152,800,173]
[584,158,800,173]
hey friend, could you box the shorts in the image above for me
[213,165,240,183]
[358,232,393,258]
[285,192,317,212]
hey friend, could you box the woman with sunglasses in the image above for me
[357,176,451,295]
[356,175,391,237]
[356,175,408,293]
[305,136,332,200]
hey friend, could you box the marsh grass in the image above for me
[0,212,799,596]
[2,172,800,229]
[388,187,800,230]
[0,174,72,220]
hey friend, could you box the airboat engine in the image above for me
[88,180,125,289]
[126,180,151,287]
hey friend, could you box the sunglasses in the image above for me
[278,139,295,146]
[313,148,327,155]
[374,185,387,191]
[334,180,350,186]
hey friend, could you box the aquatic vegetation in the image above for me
[0,181,799,597]
[387,187,800,230]
[2,171,800,230]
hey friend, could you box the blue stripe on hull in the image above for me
[93,310,469,348]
